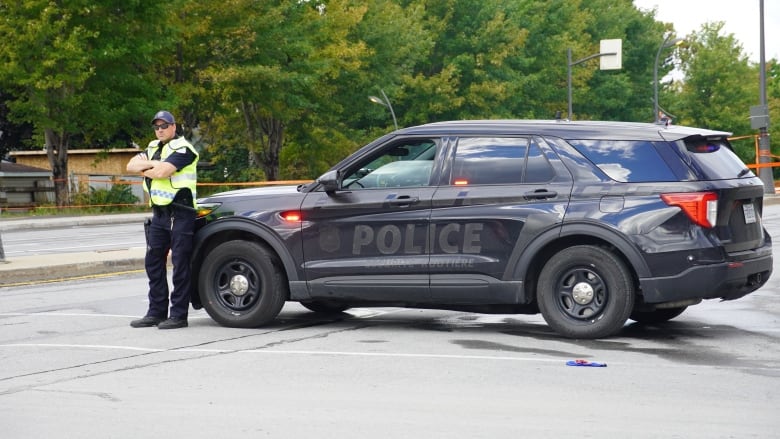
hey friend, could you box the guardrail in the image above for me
[729,134,780,192]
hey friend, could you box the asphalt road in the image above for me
[1,206,779,438]
[1,270,778,438]
[0,222,144,258]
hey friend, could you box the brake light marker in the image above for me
[660,192,718,228]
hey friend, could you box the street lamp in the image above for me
[567,39,622,120]
[368,88,398,131]
[653,35,684,123]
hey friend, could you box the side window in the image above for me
[525,140,555,183]
[569,140,678,182]
[451,137,553,185]
[342,139,438,189]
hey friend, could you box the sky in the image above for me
[633,0,780,62]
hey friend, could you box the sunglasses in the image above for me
[152,123,173,131]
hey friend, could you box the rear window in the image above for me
[679,138,754,180]
[569,140,679,182]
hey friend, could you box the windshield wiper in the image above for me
[737,168,751,178]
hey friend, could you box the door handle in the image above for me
[387,196,420,207]
[524,189,557,200]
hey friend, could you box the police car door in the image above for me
[299,138,441,302]
[429,136,573,303]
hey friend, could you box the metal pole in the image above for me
[380,89,398,131]
[369,89,399,131]
[758,0,774,193]
[653,36,668,123]
[0,229,6,263]
[567,48,617,121]
[654,36,683,123]
[567,48,573,120]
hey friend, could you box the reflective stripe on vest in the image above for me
[144,137,199,207]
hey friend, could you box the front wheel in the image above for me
[198,240,286,328]
[537,246,635,339]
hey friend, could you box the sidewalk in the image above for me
[0,213,149,286]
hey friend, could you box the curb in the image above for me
[0,213,149,232]
[0,257,146,286]
[0,247,148,286]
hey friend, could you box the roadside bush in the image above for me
[72,183,140,212]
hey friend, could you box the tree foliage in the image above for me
[0,0,179,205]
[672,22,760,159]
[1,0,778,200]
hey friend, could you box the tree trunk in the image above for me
[239,100,285,181]
[44,128,70,207]
[260,116,284,181]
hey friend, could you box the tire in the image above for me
[198,240,286,328]
[537,245,635,339]
[300,301,351,314]
[630,306,687,324]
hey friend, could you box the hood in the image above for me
[199,185,301,201]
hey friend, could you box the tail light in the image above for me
[660,192,718,228]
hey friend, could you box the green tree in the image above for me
[672,22,758,158]
[0,1,177,206]
[576,0,669,121]
[192,0,369,181]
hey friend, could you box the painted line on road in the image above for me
[0,343,578,364]
[0,312,212,319]
[1,343,779,373]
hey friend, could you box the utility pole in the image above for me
[755,0,774,194]
[0,229,6,263]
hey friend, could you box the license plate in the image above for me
[743,203,757,224]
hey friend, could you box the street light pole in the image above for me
[0,229,6,263]
[654,35,684,123]
[567,45,619,120]
[368,89,398,131]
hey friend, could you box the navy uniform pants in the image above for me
[145,204,196,320]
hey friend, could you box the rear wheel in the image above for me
[199,240,286,328]
[630,306,687,324]
[537,245,634,339]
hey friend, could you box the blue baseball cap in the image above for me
[151,110,175,124]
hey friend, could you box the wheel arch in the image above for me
[192,218,300,286]
[513,222,650,301]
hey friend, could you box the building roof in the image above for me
[0,161,51,176]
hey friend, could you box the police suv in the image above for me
[191,120,772,339]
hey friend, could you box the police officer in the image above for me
[127,110,198,329]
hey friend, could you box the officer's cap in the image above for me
[151,110,175,125]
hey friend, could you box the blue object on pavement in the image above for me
[566,359,607,367]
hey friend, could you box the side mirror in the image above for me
[316,170,341,194]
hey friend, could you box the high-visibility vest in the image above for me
[144,137,199,207]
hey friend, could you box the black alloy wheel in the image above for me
[537,245,635,339]
[199,240,286,328]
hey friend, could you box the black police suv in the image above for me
[191,120,772,339]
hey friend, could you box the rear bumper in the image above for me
[639,250,773,303]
